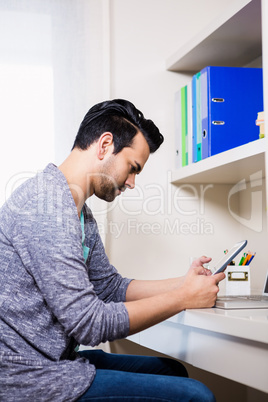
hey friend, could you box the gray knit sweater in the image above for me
[0,163,131,401]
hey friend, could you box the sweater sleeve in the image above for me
[83,205,132,304]
[5,175,130,347]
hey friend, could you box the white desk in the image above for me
[128,308,268,393]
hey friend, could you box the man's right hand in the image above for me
[179,266,225,309]
[125,265,225,335]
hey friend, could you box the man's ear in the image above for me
[97,132,114,160]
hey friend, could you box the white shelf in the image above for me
[171,138,266,184]
[166,0,262,73]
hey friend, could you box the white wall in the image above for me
[0,0,103,204]
[0,0,110,240]
[106,0,268,291]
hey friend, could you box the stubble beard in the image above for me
[96,172,122,202]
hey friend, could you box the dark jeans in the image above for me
[77,349,215,401]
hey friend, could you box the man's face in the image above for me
[96,131,150,202]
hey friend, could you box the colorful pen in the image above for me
[239,256,245,265]
[247,253,256,265]
[242,253,252,266]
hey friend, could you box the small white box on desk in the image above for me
[225,266,251,295]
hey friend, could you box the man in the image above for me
[0,99,224,401]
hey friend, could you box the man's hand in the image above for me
[126,263,225,335]
[190,255,212,275]
[179,266,225,309]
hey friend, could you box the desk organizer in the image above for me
[225,266,251,295]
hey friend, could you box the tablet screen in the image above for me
[211,240,247,275]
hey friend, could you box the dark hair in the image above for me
[72,99,164,154]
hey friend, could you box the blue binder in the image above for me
[200,66,263,159]
[192,74,197,163]
[192,72,202,162]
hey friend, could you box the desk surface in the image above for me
[128,308,268,393]
[168,307,268,344]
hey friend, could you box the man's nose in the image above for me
[125,173,135,189]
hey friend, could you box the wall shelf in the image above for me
[168,0,265,186]
[166,0,262,73]
[171,138,266,184]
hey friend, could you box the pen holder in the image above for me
[225,266,251,296]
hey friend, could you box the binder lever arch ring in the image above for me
[212,120,225,125]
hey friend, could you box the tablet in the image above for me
[210,240,248,275]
